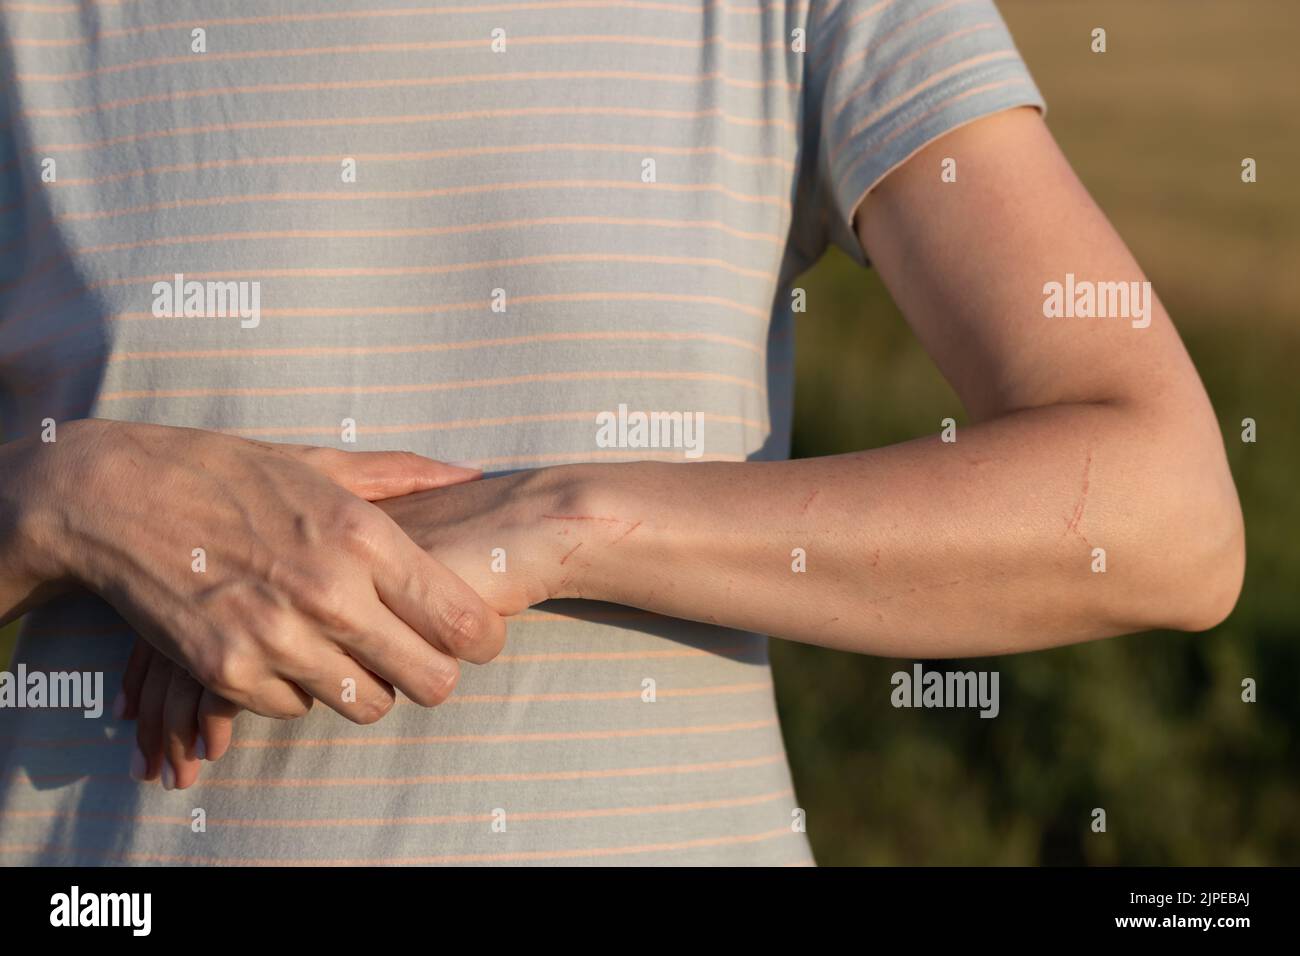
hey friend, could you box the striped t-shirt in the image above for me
[0,0,1042,865]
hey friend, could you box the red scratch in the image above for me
[1064,449,1093,542]
[612,520,642,544]
[560,542,583,565]
[800,490,819,513]
[543,514,626,523]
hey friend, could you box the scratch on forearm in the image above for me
[542,514,625,523]
[1064,448,1094,545]
[544,513,642,544]
[560,542,583,565]
[800,490,819,513]
[611,520,642,544]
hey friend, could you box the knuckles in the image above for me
[189,641,256,702]
[331,499,386,560]
[293,569,362,635]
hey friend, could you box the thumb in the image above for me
[291,447,483,501]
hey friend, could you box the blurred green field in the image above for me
[2,0,1296,865]
[775,0,1300,865]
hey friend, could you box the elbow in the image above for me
[1153,465,1246,634]
[1106,403,1246,636]
[1177,498,1245,633]
[1185,494,1242,634]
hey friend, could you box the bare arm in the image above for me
[389,109,1244,656]
[118,109,1247,786]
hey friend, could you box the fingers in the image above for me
[288,446,483,501]
[161,667,203,790]
[126,655,242,790]
[282,647,398,724]
[197,690,240,762]
[117,638,153,720]
[339,602,462,708]
[133,655,204,790]
[370,518,508,665]
[131,651,173,782]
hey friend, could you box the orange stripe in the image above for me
[827,0,980,91]
[445,680,773,704]
[10,293,769,393]
[0,826,797,865]
[112,290,770,320]
[77,252,772,283]
[830,20,998,118]
[18,36,788,84]
[232,717,778,750]
[1,2,79,11]
[95,369,763,403]
[224,411,765,437]
[47,143,792,189]
[32,106,795,155]
[58,180,787,223]
[830,50,1021,163]
[7,2,767,39]
[5,257,774,346]
[14,751,784,789]
[74,216,782,256]
[1,788,793,829]
[818,0,894,88]
[837,78,1032,187]
[0,718,778,751]
[25,70,798,117]
[109,330,763,363]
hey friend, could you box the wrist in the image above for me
[514,461,640,603]
[0,420,104,599]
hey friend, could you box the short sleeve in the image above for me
[796,0,1046,267]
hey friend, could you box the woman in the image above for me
[0,0,1242,865]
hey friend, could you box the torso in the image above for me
[0,0,816,865]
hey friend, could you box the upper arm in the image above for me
[853,107,1210,425]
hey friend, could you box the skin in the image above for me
[2,109,1246,790]
[0,420,506,788]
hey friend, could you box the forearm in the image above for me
[538,401,1243,657]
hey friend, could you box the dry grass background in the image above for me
[780,0,1299,865]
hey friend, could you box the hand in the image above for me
[117,465,600,787]
[20,420,507,733]
[116,639,239,789]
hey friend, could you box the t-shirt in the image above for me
[0,0,1042,865]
